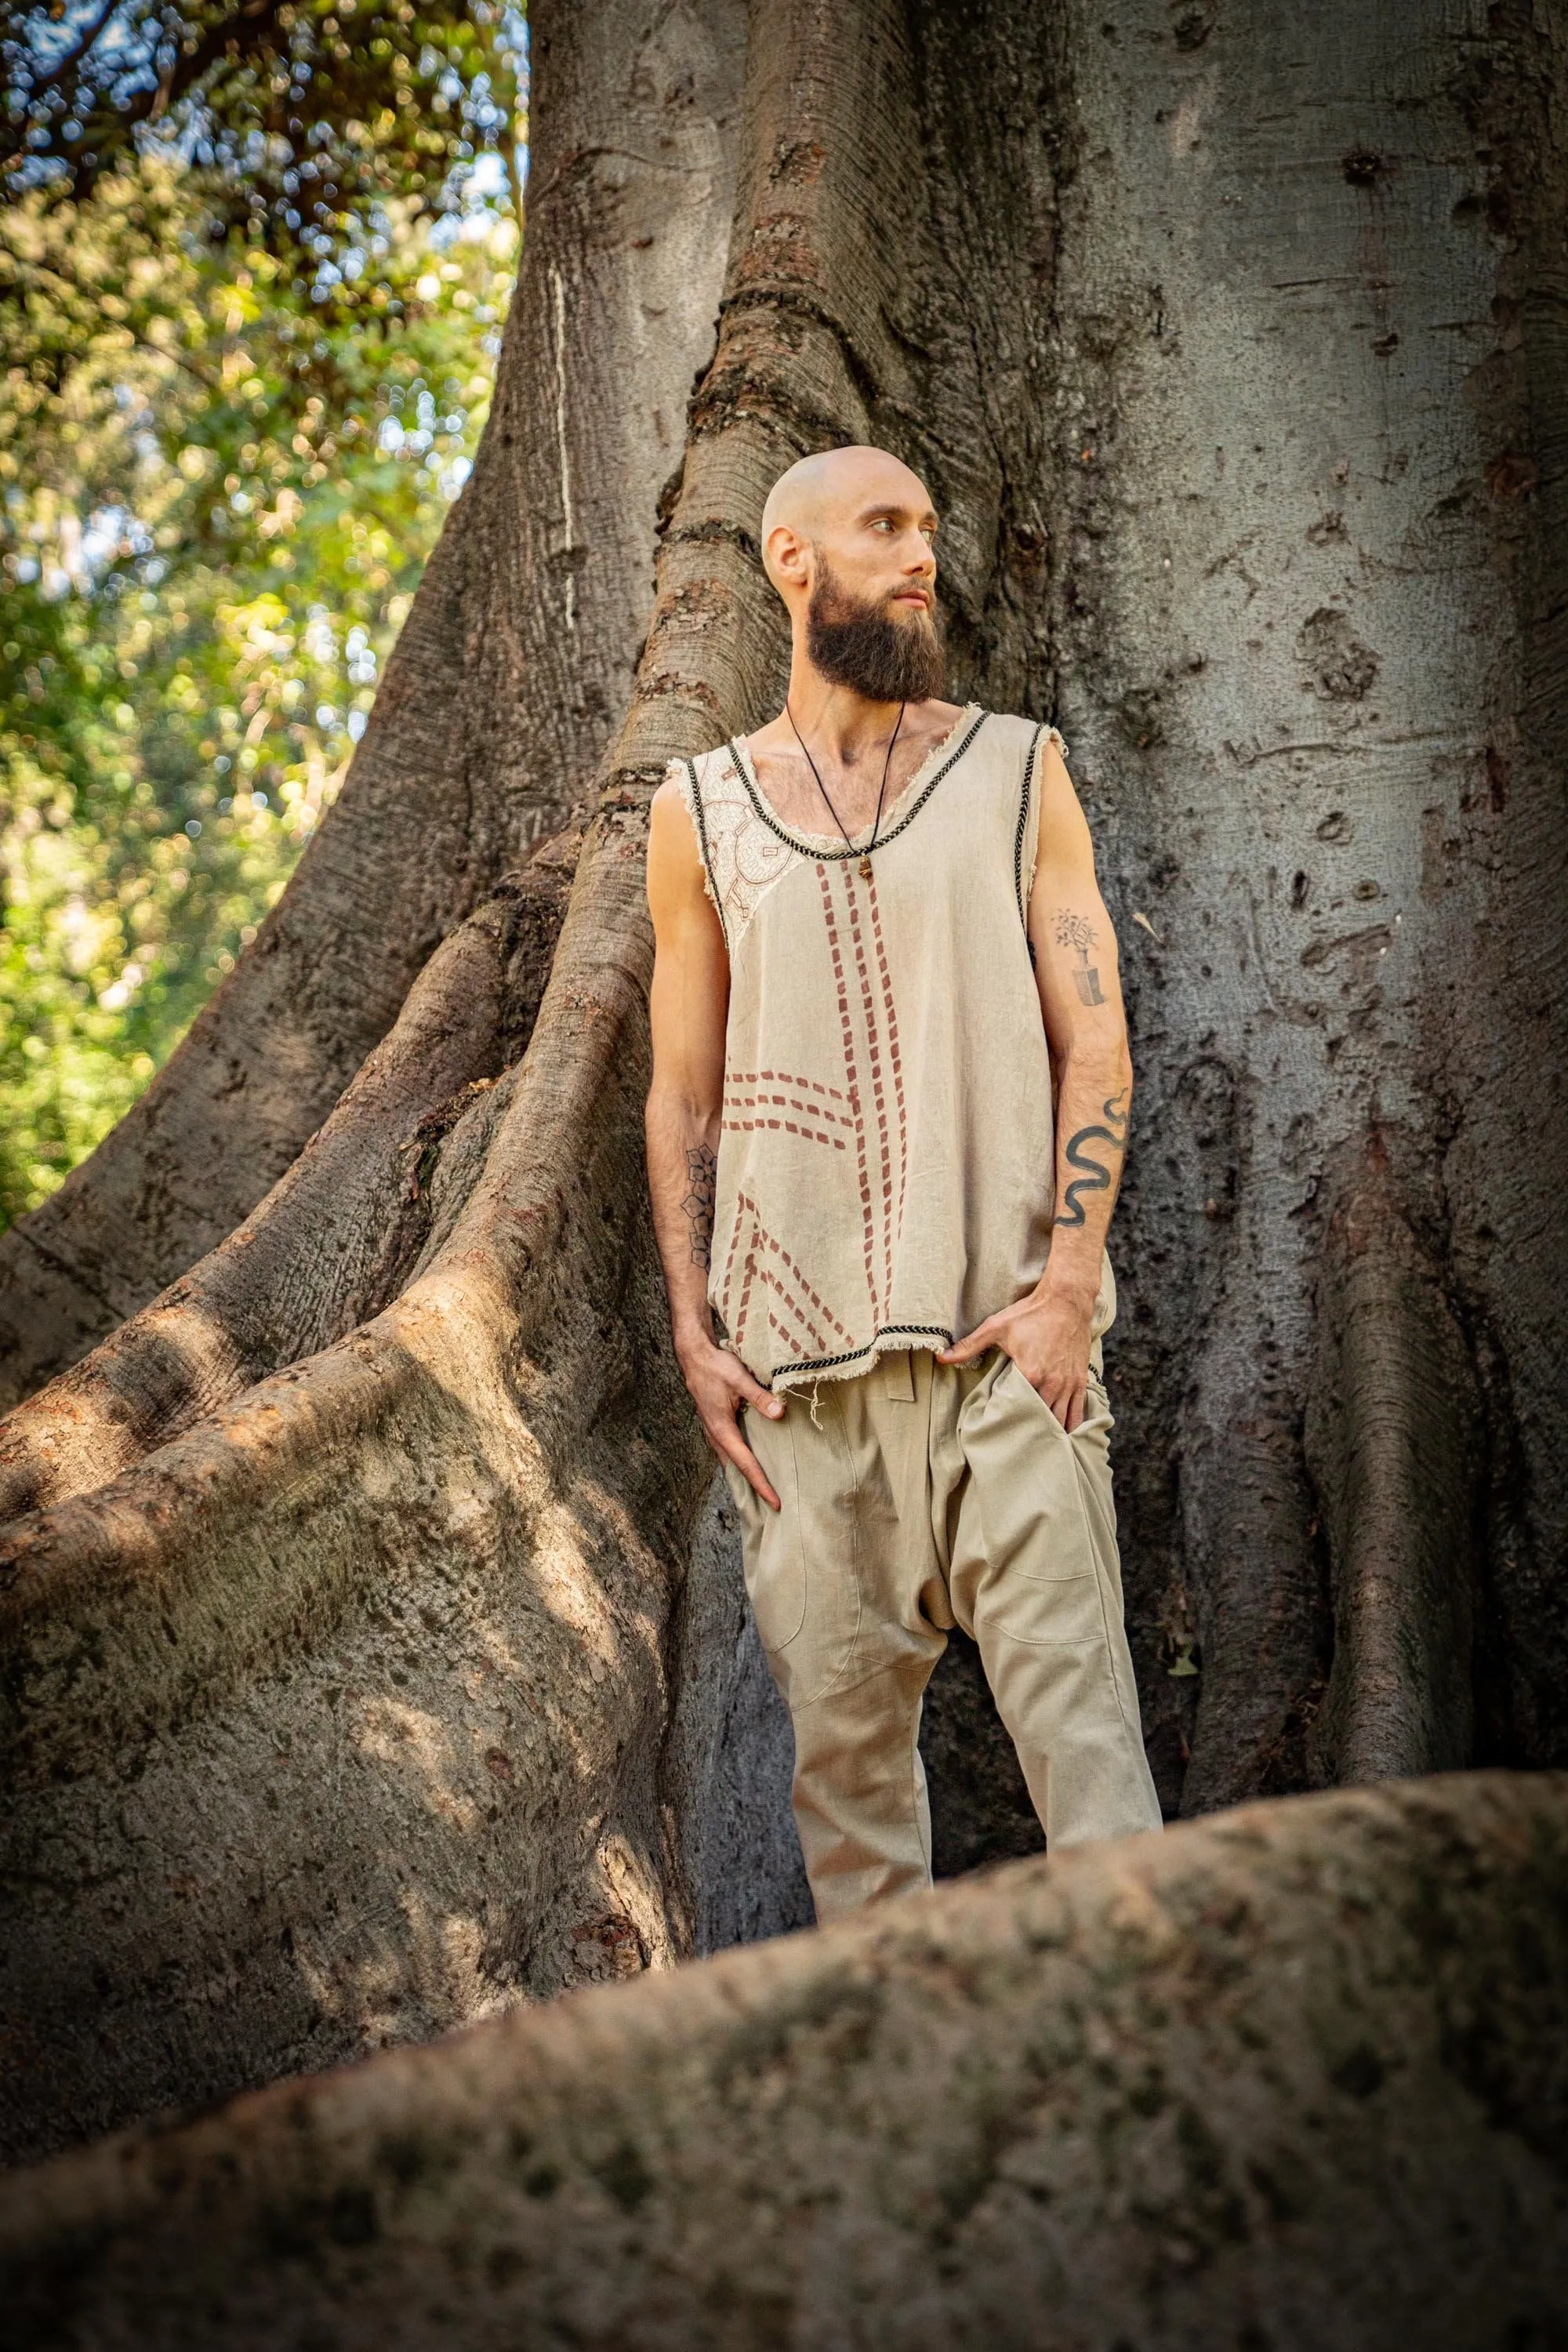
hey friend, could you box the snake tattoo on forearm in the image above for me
[1054,1088,1129,1228]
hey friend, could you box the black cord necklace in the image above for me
[785,699,906,880]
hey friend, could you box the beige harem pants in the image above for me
[725,1345,1163,1924]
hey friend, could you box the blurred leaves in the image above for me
[1,0,525,265]
[0,22,522,1229]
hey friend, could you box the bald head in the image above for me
[757,445,944,702]
[760,446,935,594]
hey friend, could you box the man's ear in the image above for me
[764,523,809,593]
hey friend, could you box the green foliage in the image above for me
[0,148,519,1229]
[2,0,523,261]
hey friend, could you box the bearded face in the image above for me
[805,559,946,703]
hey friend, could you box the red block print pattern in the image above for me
[722,1069,855,1151]
[720,1190,854,1365]
[717,861,907,1366]
[848,864,906,1306]
[673,708,1039,1386]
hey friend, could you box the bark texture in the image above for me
[0,0,1565,2254]
[0,0,1083,2163]
[1039,0,1568,1809]
[0,839,578,1521]
[0,791,802,2161]
[3,1777,1566,2350]
[0,2,775,2166]
[0,0,747,1409]
[1304,1131,1479,1780]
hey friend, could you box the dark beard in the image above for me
[806,564,946,703]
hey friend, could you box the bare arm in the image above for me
[940,735,1131,1430]
[1031,738,1132,1323]
[645,777,783,1507]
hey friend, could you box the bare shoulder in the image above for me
[994,717,1084,837]
[1029,717,1098,877]
[648,760,728,942]
[648,764,703,878]
[651,763,695,822]
[1039,726,1076,796]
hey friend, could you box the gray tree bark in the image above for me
[0,4,1565,2328]
[1051,0,1568,1814]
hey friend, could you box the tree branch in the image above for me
[16,0,123,104]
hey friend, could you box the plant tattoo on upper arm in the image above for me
[1054,907,1106,1007]
[1055,1088,1129,1228]
[682,1143,717,1267]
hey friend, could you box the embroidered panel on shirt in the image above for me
[677,753,794,953]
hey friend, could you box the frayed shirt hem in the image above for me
[764,1327,956,1396]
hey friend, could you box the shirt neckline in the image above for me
[726,702,986,858]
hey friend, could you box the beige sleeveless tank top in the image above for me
[673,705,1114,1394]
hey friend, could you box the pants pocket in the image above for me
[955,1355,1118,1651]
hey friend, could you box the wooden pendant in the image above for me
[858,855,873,880]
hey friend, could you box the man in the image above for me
[644,445,1162,1925]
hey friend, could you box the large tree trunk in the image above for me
[0,0,748,1410]
[1053,0,1568,1809]
[4,1778,1567,2347]
[0,0,1564,2299]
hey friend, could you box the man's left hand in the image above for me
[938,1287,1096,1431]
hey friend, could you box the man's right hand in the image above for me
[678,1330,785,1512]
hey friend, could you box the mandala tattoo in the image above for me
[1055,1087,1129,1228]
[681,1142,717,1267]
[1054,905,1106,1007]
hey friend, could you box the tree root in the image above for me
[0,0,747,1415]
[3,1775,1565,2348]
[0,0,1091,2163]
[0,839,578,1526]
[0,813,716,2161]
[1305,1129,1481,1780]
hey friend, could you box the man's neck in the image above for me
[781,665,906,768]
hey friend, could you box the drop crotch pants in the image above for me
[729,1345,1163,1926]
[786,1648,942,1917]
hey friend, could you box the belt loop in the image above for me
[880,1348,916,1401]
